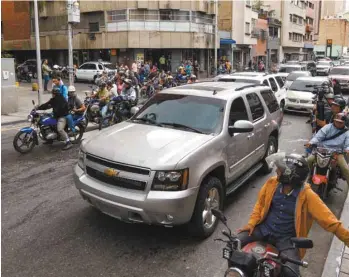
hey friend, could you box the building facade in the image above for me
[314,19,349,58]
[304,0,316,59]
[2,0,218,74]
[321,0,346,17]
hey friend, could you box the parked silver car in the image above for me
[328,66,349,91]
[74,82,283,237]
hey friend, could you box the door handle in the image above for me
[247,133,254,139]
[264,123,270,128]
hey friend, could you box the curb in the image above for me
[2,119,27,126]
[321,192,349,277]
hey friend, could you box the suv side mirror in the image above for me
[228,120,254,136]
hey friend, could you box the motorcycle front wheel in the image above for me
[13,130,36,154]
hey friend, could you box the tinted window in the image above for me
[246,93,265,121]
[263,79,269,86]
[275,76,284,88]
[279,67,301,73]
[269,77,278,92]
[228,97,249,126]
[86,64,97,70]
[286,72,309,81]
[329,68,349,75]
[218,78,260,84]
[260,90,280,114]
[134,94,226,134]
[289,80,330,92]
[98,64,103,70]
[79,64,90,70]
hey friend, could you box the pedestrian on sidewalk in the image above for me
[42,59,52,92]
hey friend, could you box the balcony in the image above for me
[305,24,313,32]
[268,17,282,26]
[251,28,260,38]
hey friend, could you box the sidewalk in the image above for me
[1,85,88,125]
[321,192,349,277]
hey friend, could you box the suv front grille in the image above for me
[86,154,150,175]
[86,166,147,191]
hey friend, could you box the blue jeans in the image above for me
[65,114,75,133]
[43,75,50,91]
[100,105,108,118]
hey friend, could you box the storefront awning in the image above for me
[220,38,236,45]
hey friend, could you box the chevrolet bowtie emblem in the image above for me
[104,168,119,177]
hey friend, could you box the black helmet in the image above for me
[331,97,346,110]
[99,81,106,88]
[52,87,60,94]
[266,153,309,188]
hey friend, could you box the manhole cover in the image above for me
[282,120,292,126]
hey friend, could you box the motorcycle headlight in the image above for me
[27,114,33,122]
[316,155,331,168]
[151,169,189,191]
[224,268,245,277]
[77,149,85,169]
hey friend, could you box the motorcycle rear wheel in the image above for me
[68,124,84,144]
[13,131,36,154]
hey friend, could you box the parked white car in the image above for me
[316,60,333,76]
[284,71,312,90]
[285,76,331,113]
[278,64,307,78]
[75,61,115,82]
[217,72,287,110]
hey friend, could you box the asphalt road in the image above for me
[2,113,348,277]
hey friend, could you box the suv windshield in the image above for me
[218,78,260,84]
[289,80,327,92]
[329,68,349,75]
[279,67,301,73]
[286,72,309,81]
[133,93,226,134]
[286,61,300,65]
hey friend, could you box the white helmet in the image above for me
[68,85,76,92]
[53,64,59,69]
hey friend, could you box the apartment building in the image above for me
[2,0,217,74]
[314,18,349,58]
[304,0,316,59]
[321,0,346,17]
[218,0,258,67]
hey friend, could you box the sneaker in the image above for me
[62,142,73,150]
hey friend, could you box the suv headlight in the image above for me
[151,169,189,191]
[77,149,85,169]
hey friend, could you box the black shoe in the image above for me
[43,140,53,145]
[62,142,72,150]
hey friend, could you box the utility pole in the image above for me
[67,0,80,86]
[68,23,74,86]
[33,0,43,105]
[266,31,269,72]
[214,0,218,75]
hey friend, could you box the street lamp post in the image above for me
[67,0,80,86]
[214,0,218,76]
[33,0,43,105]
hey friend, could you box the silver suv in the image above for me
[74,82,283,237]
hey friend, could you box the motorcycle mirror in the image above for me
[211,209,227,224]
[32,100,35,105]
[290,237,314,249]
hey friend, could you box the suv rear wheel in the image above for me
[260,136,278,174]
[189,176,223,238]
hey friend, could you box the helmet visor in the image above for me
[265,152,292,175]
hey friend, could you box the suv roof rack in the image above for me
[235,84,267,91]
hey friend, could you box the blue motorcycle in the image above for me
[13,100,86,154]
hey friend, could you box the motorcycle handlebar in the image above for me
[280,253,308,268]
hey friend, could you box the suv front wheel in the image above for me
[189,176,223,238]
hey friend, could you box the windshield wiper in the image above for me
[132,117,163,126]
[158,122,204,134]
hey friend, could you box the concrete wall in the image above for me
[317,19,349,46]
[1,58,18,115]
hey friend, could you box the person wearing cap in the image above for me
[187,74,198,84]
[68,86,85,116]
[36,88,72,150]
[121,78,136,101]
[307,112,349,187]
[317,96,348,128]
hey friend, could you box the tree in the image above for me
[252,0,264,11]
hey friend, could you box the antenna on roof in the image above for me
[213,90,217,95]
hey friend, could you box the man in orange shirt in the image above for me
[238,152,349,277]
